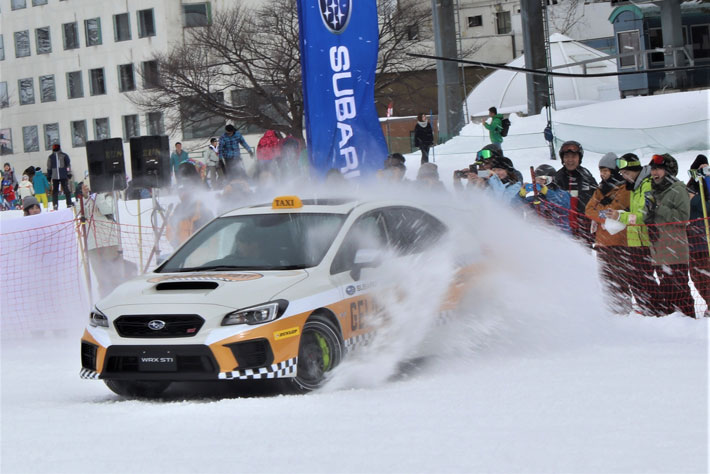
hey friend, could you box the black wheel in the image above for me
[104,379,171,398]
[289,314,343,392]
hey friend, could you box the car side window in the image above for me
[330,212,388,275]
[383,207,447,255]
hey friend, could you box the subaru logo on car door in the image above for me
[148,320,166,330]
[319,0,351,34]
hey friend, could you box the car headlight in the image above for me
[221,300,288,326]
[89,307,109,328]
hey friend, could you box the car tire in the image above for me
[104,379,171,398]
[286,314,343,393]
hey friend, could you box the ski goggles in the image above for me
[560,145,581,155]
[616,157,641,169]
[475,149,494,162]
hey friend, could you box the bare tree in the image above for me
[547,0,585,36]
[129,0,433,143]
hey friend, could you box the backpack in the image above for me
[501,118,511,137]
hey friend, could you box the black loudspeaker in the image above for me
[129,135,171,189]
[86,138,127,193]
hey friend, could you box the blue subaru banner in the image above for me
[297,0,388,179]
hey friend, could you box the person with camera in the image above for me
[455,157,521,205]
[584,153,633,313]
[686,154,710,311]
[520,164,571,232]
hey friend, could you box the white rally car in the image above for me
[80,196,454,397]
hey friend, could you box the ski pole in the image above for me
[429,109,435,163]
[696,173,710,257]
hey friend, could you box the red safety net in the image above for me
[529,199,710,318]
[0,218,88,338]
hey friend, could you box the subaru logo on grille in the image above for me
[346,285,356,296]
[319,0,351,34]
[147,320,166,331]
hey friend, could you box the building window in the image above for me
[85,18,102,46]
[89,68,106,95]
[181,93,224,140]
[0,35,4,61]
[407,24,419,41]
[66,71,84,99]
[63,22,80,50]
[11,0,26,10]
[44,123,60,150]
[183,3,211,28]
[118,64,136,92]
[35,27,51,54]
[14,30,31,58]
[617,30,640,68]
[0,129,13,155]
[147,112,164,135]
[496,11,511,35]
[18,78,35,105]
[23,125,39,152]
[122,115,140,142]
[32,0,48,5]
[468,15,482,28]
[114,13,131,42]
[691,24,710,60]
[647,28,664,64]
[138,9,156,38]
[142,60,160,88]
[94,118,110,140]
[0,82,8,108]
[39,75,56,102]
[71,120,87,147]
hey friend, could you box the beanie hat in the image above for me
[598,152,618,170]
[417,162,439,180]
[388,153,406,164]
[617,153,642,172]
[690,154,708,171]
[490,156,514,172]
[22,195,40,209]
[649,153,679,176]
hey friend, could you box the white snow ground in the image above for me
[1,91,709,474]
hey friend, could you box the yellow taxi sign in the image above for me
[272,196,303,209]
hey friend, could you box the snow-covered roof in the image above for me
[465,34,620,117]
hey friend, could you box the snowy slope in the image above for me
[1,91,709,474]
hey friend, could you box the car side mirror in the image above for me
[350,248,381,281]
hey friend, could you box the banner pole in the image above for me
[696,174,710,257]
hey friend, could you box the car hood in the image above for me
[97,270,309,312]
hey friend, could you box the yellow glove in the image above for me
[540,184,548,195]
[518,186,528,198]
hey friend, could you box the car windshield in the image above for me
[159,213,347,272]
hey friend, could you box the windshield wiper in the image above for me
[176,265,254,272]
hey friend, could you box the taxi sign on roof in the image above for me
[272,196,303,209]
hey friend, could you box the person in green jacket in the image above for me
[483,107,504,155]
[610,153,658,316]
[645,153,694,317]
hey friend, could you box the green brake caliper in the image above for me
[314,333,331,371]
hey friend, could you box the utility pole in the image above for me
[431,0,464,142]
[520,0,548,115]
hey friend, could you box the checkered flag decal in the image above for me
[219,358,298,380]
[80,368,100,379]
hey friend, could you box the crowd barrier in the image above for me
[529,198,710,318]
[1,197,708,340]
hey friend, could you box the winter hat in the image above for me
[490,156,515,172]
[22,174,29,181]
[22,195,39,209]
[617,153,642,172]
[388,153,406,164]
[417,162,439,180]
[690,154,708,171]
[225,124,236,133]
[598,152,618,170]
[649,153,679,176]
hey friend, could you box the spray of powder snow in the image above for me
[320,184,612,391]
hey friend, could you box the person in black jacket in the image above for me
[553,140,598,243]
[413,113,434,164]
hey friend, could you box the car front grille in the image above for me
[114,315,205,338]
[102,345,218,379]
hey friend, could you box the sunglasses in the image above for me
[476,149,494,160]
[651,154,665,165]
[616,157,641,169]
[560,147,580,155]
